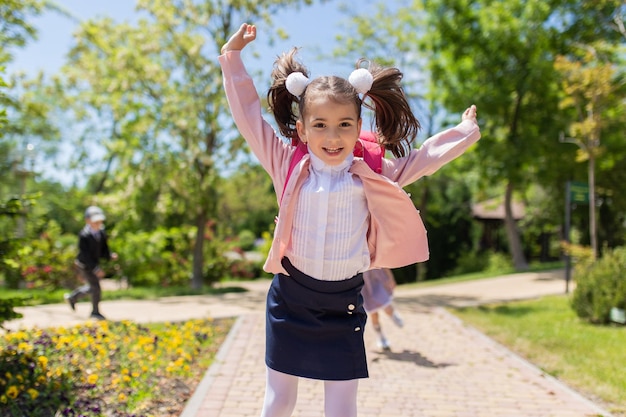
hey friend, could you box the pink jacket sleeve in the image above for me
[219,50,293,199]
[382,120,481,187]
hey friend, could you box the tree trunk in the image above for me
[588,153,597,259]
[503,181,528,271]
[191,210,207,290]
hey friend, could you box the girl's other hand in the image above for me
[221,23,257,54]
[462,104,478,124]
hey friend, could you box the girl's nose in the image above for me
[326,127,341,141]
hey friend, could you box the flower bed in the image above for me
[0,318,233,416]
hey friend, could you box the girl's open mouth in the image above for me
[323,147,343,154]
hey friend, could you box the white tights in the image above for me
[260,367,358,417]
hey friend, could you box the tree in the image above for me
[344,0,626,270]
[0,0,47,67]
[217,163,277,239]
[56,0,320,289]
[556,43,626,259]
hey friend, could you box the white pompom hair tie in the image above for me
[348,68,374,95]
[286,72,311,97]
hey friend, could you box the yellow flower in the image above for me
[38,355,48,369]
[27,389,38,400]
[6,386,19,399]
[118,393,127,402]
[17,342,32,352]
[87,374,98,385]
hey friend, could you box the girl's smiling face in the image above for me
[296,96,362,166]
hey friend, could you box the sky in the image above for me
[8,0,361,79]
[6,0,372,184]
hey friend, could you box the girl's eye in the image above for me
[313,123,326,128]
[340,122,352,127]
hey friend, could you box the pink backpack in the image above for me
[280,132,384,203]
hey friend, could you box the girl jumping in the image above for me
[219,23,480,417]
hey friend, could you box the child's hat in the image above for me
[85,206,106,222]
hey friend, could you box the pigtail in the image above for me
[267,48,310,140]
[360,59,420,158]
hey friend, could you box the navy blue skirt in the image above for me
[265,258,368,381]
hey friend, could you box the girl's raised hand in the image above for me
[462,104,478,124]
[221,23,257,54]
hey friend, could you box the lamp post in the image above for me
[559,131,598,260]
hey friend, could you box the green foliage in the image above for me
[571,246,626,324]
[343,0,626,270]
[113,225,250,286]
[14,222,76,289]
[217,164,278,238]
[0,297,24,329]
[0,318,233,416]
[485,251,513,273]
[0,0,46,65]
[237,229,257,251]
[226,258,264,281]
[448,250,488,276]
[114,227,195,287]
[0,216,77,291]
[0,69,7,133]
[446,250,513,277]
[55,0,320,289]
[257,231,273,259]
[404,172,479,280]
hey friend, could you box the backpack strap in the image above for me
[280,140,308,204]
[353,131,383,174]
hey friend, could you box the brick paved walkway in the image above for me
[8,270,616,416]
[179,272,614,417]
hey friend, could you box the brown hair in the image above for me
[267,48,420,158]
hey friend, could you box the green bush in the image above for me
[448,250,488,276]
[115,227,195,287]
[0,298,24,329]
[237,229,256,251]
[17,224,76,290]
[571,246,626,324]
[485,251,513,273]
[1,221,77,290]
[447,250,511,277]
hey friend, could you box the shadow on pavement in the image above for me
[395,294,481,310]
[371,349,455,368]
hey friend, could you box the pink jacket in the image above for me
[219,51,481,275]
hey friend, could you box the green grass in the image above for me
[0,282,249,306]
[451,295,626,416]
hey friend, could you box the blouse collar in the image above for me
[308,150,354,174]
